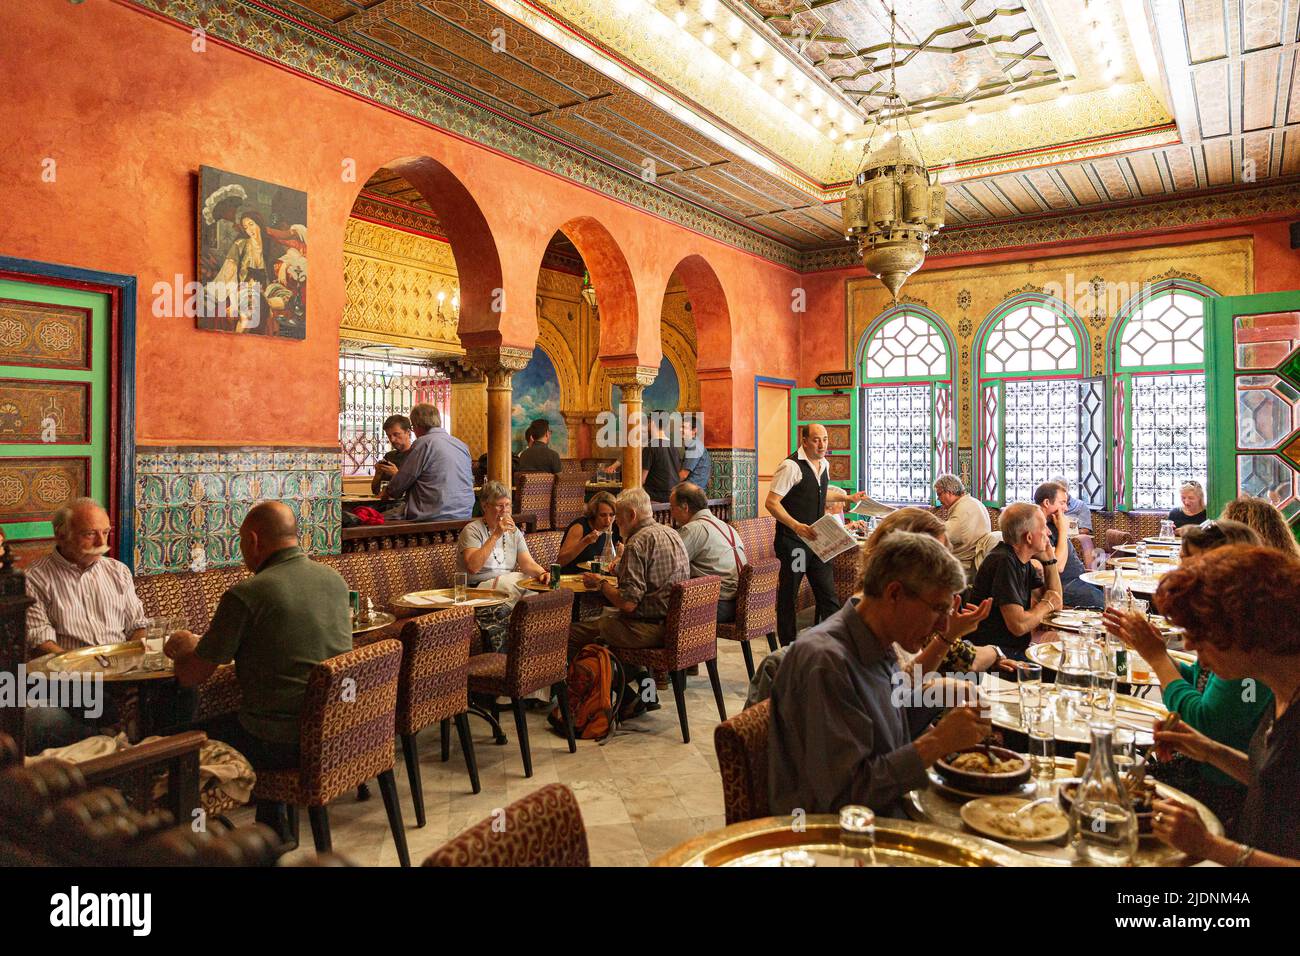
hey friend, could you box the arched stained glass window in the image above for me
[1110,281,1212,511]
[856,308,955,505]
[976,295,1102,506]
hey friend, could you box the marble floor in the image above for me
[229,635,768,867]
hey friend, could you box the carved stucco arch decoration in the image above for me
[658,321,699,411]
[550,216,643,366]
[371,155,505,350]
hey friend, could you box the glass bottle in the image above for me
[1068,723,1139,866]
[601,529,617,570]
[1105,566,1130,611]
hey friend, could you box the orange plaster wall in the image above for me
[797,220,1300,385]
[0,0,802,450]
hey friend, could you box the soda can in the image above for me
[550,563,561,589]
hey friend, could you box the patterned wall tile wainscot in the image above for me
[707,448,758,520]
[134,447,342,574]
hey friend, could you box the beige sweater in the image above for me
[945,494,991,569]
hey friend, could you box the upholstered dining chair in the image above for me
[513,472,556,531]
[422,783,589,867]
[714,699,771,825]
[467,588,576,777]
[551,471,589,530]
[616,575,726,744]
[250,639,411,866]
[392,607,479,828]
[716,560,780,680]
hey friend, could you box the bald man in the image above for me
[765,423,867,646]
[166,501,351,775]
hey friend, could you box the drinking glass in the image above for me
[1058,633,1091,718]
[1018,661,1043,714]
[1024,701,1057,792]
[453,573,468,604]
[1112,728,1136,774]
[1089,659,1118,725]
[838,805,880,867]
[142,617,168,670]
[1159,519,1175,540]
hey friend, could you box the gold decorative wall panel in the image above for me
[0,299,91,370]
[342,217,463,352]
[451,380,488,461]
[0,456,90,523]
[798,393,853,421]
[0,380,89,444]
[846,237,1254,446]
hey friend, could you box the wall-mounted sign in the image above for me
[814,370,855,389]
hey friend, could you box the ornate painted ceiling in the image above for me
[184,0,1300,263]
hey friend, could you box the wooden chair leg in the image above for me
[766,633,778,652]
[440,718,451,762]
[308,805,332,854]
[705,657,727,722]
[377,769,411,868]
[454,712,481,794]
[554,682,577,754]
[510,698,533,777]
[740,640,756,679]
[669,670,690,743]
[400,731,425,828]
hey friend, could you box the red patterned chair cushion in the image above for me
[524,530,564,570]
[395,607,474,737]
[468,589,573,698]
[552,472,588,530]
[714,699,771,825]
[422,782,589,867]
[514,473,556,531]
[618,575,720,672]
[253,639,401,807]
[832,545,864,604]
[716,559,777,646]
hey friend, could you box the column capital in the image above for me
[432,355,486,384]
[604,364,658,389]
[466,345,532,389]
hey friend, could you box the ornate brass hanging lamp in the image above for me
[841,4,946,301]
[580,270,598,312]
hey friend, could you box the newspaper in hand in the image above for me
[803,514,862,563]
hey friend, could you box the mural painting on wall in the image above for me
[512,348,568,454]
[612,357,681,413]
[197,166,307,340]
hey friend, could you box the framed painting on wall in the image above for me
[197,166,307,340]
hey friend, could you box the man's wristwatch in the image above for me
[1040,558,1058,566]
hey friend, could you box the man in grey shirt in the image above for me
[768,533,991,819]
[381,402,474,521]
[669,482,745,623]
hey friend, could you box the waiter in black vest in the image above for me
[765,423,867,646]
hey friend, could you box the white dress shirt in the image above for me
[769,447,830,499]
[25,548,149,651]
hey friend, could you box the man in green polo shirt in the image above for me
[166,501,352,780]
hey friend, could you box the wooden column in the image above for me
[606,366,658,491]
[466,346,532,489]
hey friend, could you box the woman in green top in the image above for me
[1103,519,1273,827]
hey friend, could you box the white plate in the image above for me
[960,796,1070,844]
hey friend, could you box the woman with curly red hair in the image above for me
[1145,545,1300,866]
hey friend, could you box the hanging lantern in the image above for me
[580,270,598,311]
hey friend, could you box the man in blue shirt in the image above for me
[679,415,711,491]
[1050,475,1095,568]
[1036,481,1102,608]
[381,403,474,521]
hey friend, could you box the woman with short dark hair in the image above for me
[1140,546,1300,866]
[556,491,621,573]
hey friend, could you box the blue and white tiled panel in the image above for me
[133,447,342,574]
[707,448,758,520]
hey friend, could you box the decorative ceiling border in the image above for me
[799,180,1300,271]
[121,0,806,268]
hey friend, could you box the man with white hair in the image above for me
[933,473,989,579]
[25,498,147,657]
[574,487,690,717]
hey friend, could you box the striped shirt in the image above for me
[24,549,149,652]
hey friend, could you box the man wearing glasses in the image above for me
[24,497,147,658]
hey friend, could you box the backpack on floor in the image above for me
[549,643,624,743]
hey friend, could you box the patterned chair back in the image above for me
[297,639,401,806]
[524,530,564,569]
[395,607,474,736]
[422,783,589,867]
[135,571,213,633]
[731,517,778,565]
[552,472,588,529]
[559,459,588,473]
[832,544,865,604]
[721,558,778,642]
[504,589,574,697]
[714,699,771,824]
[513,473,556,530]
[663,575,721,670]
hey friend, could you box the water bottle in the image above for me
[1106,566,1130,611]
[601,530,617,570]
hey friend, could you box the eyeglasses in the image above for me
[902,586,954,618]
[1195,519,1227,543]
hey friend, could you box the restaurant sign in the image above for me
[814,370,855,389]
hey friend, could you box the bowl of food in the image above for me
[1057,779,1158,833]
[934,746,1031,794]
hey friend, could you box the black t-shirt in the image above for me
[560,517,622,573]
[969,541,1043,657]
[641,443,681,503]
[1168,507,1207,528]
[1047,521,1086,584]
[1237,703,1300,858]
[517,442,562,474]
